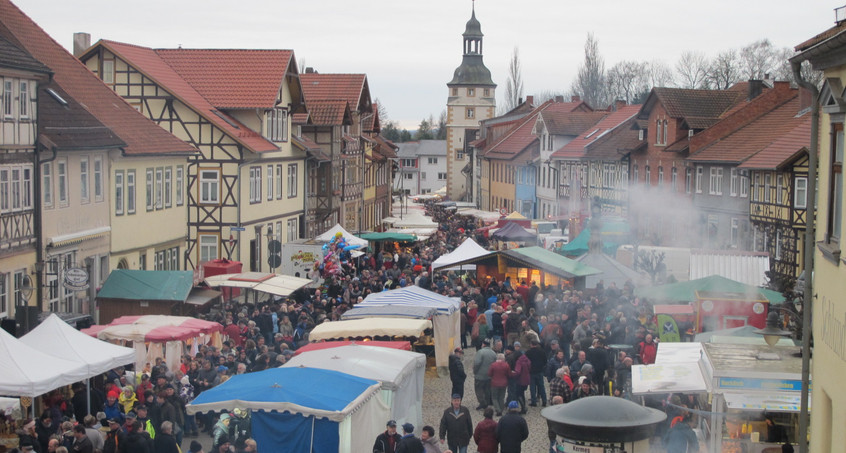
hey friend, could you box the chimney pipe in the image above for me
[554,95,564,103]
[748,79,763,100]
[73,32,91,58]
[614,100,627,111]
[571,95,581,103]
[305,67,315,74]
[526,95,534,105]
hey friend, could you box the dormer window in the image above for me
[266,108,288,142]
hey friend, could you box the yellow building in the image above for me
[446,5,496,202]
[793,13,846,451]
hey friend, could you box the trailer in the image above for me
[281,239,324,283]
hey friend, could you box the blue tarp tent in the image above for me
[187,367,387,453]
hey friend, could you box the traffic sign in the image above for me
[268,254,282,269]
[268,240,282,254]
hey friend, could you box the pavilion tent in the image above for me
[283,345,426,432]
[431,237,491,271]
[204,272,313,298]
[634,275,785,305]
[341,305,438,320]
[359,232,418,242]
[560,219,630,256]
[0,326,89,398]
[293,340,412,356]
[491,222,536,241]
[573,252,646,289]
[315,224,368,247]
[357,286,461,369]
[308,318,432,342]
[188,367,388,453]
[392,211,438,229]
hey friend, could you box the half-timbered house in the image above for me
[79,42,305,271]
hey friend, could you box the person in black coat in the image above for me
[448,348,467,399]
[496,401,529,453]
[153,421,181,453]
[373,420,402,453]
[395,423,424,453]
[71,425,94,453]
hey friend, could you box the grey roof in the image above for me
[0,34,50,74]
[463,9,483,38]
[449,55,496,87]
[396,140,447,158]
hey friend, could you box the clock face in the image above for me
[753,302,765,315]
[701,300,714,312]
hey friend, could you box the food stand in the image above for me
[695,290,769,332]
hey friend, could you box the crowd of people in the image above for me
[8,201,688,453]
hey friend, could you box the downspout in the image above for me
[791,59,817,453]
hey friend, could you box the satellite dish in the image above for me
[19,274,33,301]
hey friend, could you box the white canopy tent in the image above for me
[431,237,491,271]
[315,224,368,247]
[0,326,89,398]
[308,318,432,342]
[204,272,313,297]
[392,211,438,229]
[283,345,426,432]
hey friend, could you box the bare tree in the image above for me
[645,60,675,88]
[675,51,709,89]
[571,33,608,108]
[374,97,390,124]
[635,249,667,284]
[773,48,823,87]
[705,49,741,89]
[607,60,650,104]
[739,39,778,80]
[504,47,525,112]
[533,89,569,104]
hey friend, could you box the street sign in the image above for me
[230,226,246,232]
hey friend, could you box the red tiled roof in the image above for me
[0,1,196,156]
[156,48,294,109]
[795,21,846,52]
[96,40,276,153]
[292,135,330,162]
[300,73,368,110]
[292,112,309,125]
[543,110,608,136]
[647,87,747,126]
[482,101,554,159]
[362,104,379,133]
[587,116,644,159]
[305,100,350,126]
[371,135,398,159]
[688,95,807,164]
[739,118,811,170]
[551,105,640,159]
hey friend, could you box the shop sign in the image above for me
[62,267,89,291]
[556,441,616,453]
[717,377,803,391]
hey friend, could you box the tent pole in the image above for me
[86,378,91,416]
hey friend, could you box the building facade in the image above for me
[394,140,447,196]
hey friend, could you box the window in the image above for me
[155,247,180,270]
[287,218,298,242]
[199,169,220,204]
[421,172,426,180]
[266,108,288,142]
[658,167,664,187]
[146,169,154,210]
[777,174,784,204]
[155,168,163,209]
[753,174,761,201]
[22,166,31,209]
[466,108,475,119]
[0,273,6,318]
[93,156,103,202]
[795,177,808,209]
[428,157,438,165]
[114,170,124,215]
[164,167,172,208]
[287,164,297,198]
[3,80,11,117]
[10,167,19,210]
[452,88,458,96]
[80,157,89,203]
[402,159,416,168]
[731,218,739,247]
[671,167,678,191]
[404,173,413,180]
[42,162,53,207]
[275,164,283,199]
[709,167,723,195]
[13,270,24,312]
[57,158,68,205]
[467,88,475,96]
[764,173,772,203]
[127,170,136,214]
[19,81,28,118]
[456,149,464,160]
[437,172,447,180]
[656,119,663,145]
[740,170,749,197]
[102,59,115,85]
[263,165,271,201]
[632,165,638,184]
[686,168,692,193]
[645,165,651,185]
[175,166,184,206]
[663,120,669,144]
[828,122,844,244]
[695,166,703,193]
[198,234,218,263]
[249,166,262,203]
[730,169,738,196]
[0,168,7,212]
[484,88,491,96]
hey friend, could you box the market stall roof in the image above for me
[490,222,536,241]
[315,224,368,247]
[392,211,438,229]
[0,326,89,397]
[654,342,703,364]
[634,274,785,305]
[631,362,710,395]
[204,272,312,297]
[20,313,135,376]
[560,219,630,256]
[308,318,432,342]
[431,238,491,271]
[501,247,602,278]
[723,392,810,413]
[97,270,193,302]
[360,285,460,314]
[503,211,527,219]
[187,367,381,421]
[573,252,645,288]
[455,208,501,222]
[341,305,438,320]
[694,325,798,346]
[82,315,223,342]
[359,232,418,242]
[283,345,426,391]
[293,340,412,356]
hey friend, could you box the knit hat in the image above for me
[189,440,203,453]
[507,401,519,410]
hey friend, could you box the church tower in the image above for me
[446,4,496,202]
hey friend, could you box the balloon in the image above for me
[335,232,343,238]
[322,244,329,250]
[343,245,361,251]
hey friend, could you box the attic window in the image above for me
[211,110,240,129]
[45,88,68,107]
[585,129,600,139]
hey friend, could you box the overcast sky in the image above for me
[13,0,839,130]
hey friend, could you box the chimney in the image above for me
[747,79,763,100]
[305,67,315,74]
[554,95,564,103]
[571,95,581,103]
[518,97,523,105]
[614,100,627,111]
[73,32,91,58]
[526,95,534,106]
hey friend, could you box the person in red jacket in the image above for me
[473,407,498,453]
[487,354,511,416]
[638,334,658,365]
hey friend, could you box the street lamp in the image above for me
[754,311,792,347]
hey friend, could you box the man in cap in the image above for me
[448,348,466,399]
[395,423,424,453]
[572,376,597,400]
[373,419,402,453]
[438,394,472,453]
[495,401,529,453]
[102,418,126,453]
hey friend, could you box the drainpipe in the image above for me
[791,59,817,453]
